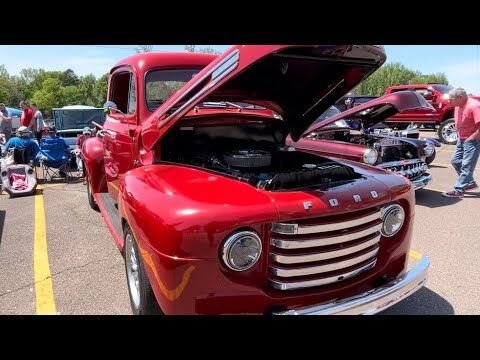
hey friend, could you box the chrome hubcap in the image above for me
[442,123,457,143]
[125,233,140,310]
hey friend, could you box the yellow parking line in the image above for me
[409,250,422,260]
[34,189,56,315]
[37,183,65,190]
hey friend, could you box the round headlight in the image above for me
[424,144,435,157]
[222,231,262,271]
[363,148,378,165]
[381,204,405,237]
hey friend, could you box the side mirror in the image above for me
[103,101,118,114]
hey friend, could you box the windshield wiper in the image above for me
[198,101,243,111]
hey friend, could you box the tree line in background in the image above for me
[354,62,449,96]
[0,48,449,119]
[0,65,109,117]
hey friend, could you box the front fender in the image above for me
[119,164,279,259]
[82,137,107,194]
[423,137,442,147]
[117,164,279,313]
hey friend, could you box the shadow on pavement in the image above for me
[380,287,454,315]
[0,210,5,246]
[415,188,463,207]
[429,164,448,169]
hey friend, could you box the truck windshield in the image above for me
[145,68,202,111]
[432,84,453,94]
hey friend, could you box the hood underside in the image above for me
[141,45,387,150]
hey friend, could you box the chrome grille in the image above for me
[380,159,428,180]
[269,208,382,291]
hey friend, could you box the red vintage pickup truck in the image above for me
[82,45,429,315]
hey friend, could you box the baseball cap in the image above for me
[17,126,29,133]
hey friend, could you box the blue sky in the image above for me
[1,45,479,93]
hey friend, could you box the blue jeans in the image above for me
[451,139,480,192]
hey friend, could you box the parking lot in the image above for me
[1,130,479,315]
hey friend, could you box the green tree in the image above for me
[0,66,25,107]
[94,73,109,106]
[62,85,83,106]
[78,74,97,106]
[31,78,64,117]
[60,69,80,86]
[0,65,10,103]
[135,45,154,53]
[354,62,449,96]
[185,45,221,54]
[16,68,62,101]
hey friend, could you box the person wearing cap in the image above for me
[442,87,480,198]
[1,126,40,162]
[0,103,13,142]
[44,126,69,152]
[75,127,92,174]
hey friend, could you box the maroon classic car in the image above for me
[82,45,429,315]
[288,97,436,191]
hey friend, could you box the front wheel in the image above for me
[86,172,99,211]
[438,119,457,145]
[124,224,162,315]
[426,148,436,165]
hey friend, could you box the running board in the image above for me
[94,193,123,249]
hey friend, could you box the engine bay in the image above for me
[159,122,362,191]
[312,129,420,163]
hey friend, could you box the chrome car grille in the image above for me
[380,159,428,180]
[269,208,382,291]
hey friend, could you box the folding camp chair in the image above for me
[38,137,73,183]
[13,147,36,165]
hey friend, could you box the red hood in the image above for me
[140,45,387,150]
[303,90,435,136]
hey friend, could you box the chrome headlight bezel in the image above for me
[381,204,405,237]
[363,148,378,165]
[424,144,435,157]
[221,231,262,272]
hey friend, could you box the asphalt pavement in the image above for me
[1,130,479,315]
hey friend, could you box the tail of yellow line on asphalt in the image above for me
[409,250,423,260]
[34,188,57,315]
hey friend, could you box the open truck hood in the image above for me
[140,45,387,150]
[303,90,435,136]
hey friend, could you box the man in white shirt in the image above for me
[31,103,44,143]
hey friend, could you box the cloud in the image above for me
[441,61,480,95]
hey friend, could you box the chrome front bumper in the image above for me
[274,255,429,315]
[412,173,432,190]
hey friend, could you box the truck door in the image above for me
[103,68,138,202]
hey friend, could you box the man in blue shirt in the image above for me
[1,126,40,163]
